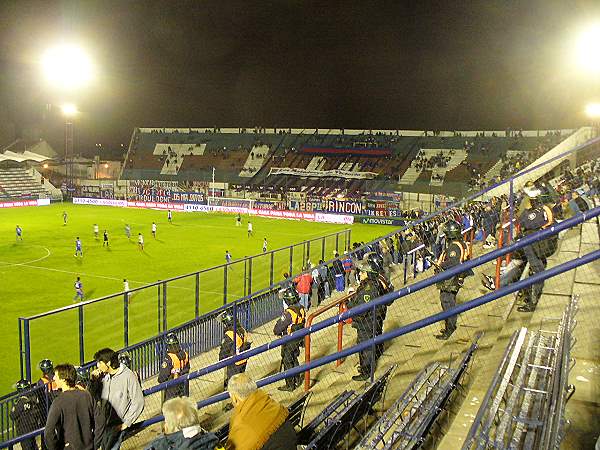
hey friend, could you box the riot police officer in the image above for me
[37,359,58,392]
[347,261,387,381]
[435,220,469,340]
[219,311,251,387]
[273,290,306,391]
[10,380,44,450]
[119,352,142,385]
[517,182,554,312]
[158,332,190,401]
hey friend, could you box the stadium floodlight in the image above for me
[575,24,600,73]
[42,44,94,90]
[61,103,78,117]
[585,102,600,118]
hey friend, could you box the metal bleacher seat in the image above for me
[355,336,481,449]
[462,297,578,450]
[298,365,395,449]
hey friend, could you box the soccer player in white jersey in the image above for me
[152,222,157,238]
[138,233,144,250]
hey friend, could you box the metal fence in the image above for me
[17,229,351,382]
[2,129,599,448]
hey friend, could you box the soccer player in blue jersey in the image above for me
[74,237,83,257]
[73,277,84,301]
[125,224,131,240]
[15,225,23,241]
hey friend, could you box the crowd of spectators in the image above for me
[413,149,454,170]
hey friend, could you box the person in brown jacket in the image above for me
[226,374,297,450]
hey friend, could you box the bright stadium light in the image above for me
[586,102,600,118]
[42,44,94,90]
[575,24,600,73]
[61,103,78,117]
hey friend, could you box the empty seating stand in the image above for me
[297,365,395,449]
[355,335,481,450]
[0,168,48,199]
[462,296,578,450]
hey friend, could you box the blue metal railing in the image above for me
[2,133,598,447]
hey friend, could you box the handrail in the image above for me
[304,293,353,391]
[3,213,599,449]
[136,206,600,398]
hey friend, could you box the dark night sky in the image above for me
[0,0,599,156]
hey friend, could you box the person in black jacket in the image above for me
[44,364,95,450]
[10,380,44,450]
[273,290,306,391]
[158,333,190,401]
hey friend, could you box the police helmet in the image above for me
[364,252,382,274]
[219,311,234,327]
[165,332,179,346]
[282,290,298,306]
[118,352,133,368]
[39,359,53,374]
[444,220,462,240]
[16,379,31,392]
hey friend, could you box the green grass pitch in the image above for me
[0,203,392,394]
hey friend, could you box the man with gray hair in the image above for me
[226,373,297,450]
[144,397,218,450]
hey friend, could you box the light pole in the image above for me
[62,104,77,195]
[212,166,216,199]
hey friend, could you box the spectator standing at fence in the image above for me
[226,373,297,450]
[317,259,330,302]
[92,347,144,446]
[44,364,95,450]
[434,220,469,340]
[144,397,218,450]
[293,267,313,310]
[310,263,321,306]
[158,333,190,401]
[219,311,251,410]
[342,252,354,288]
[332,252,345,292]
[11,380,44,450]
[273,291,306,391]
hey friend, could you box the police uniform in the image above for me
[219,325,249,387]
[10,393,44,450]
[347,275,387,380]
[436,237,468,338]
[158,349,190,400]
[273,303,306,390]
[518,202,554,311]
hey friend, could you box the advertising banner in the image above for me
[314,212,354,224]
[0,199,50,208]
[358,216,405,226]
[127,201,185,211]
[73,198,127,207]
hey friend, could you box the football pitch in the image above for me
[0,203,391,394]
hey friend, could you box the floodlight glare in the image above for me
[576,24,600,73]
[61,103,78,117]
[585,102,600,118]
[42,44,93,89]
